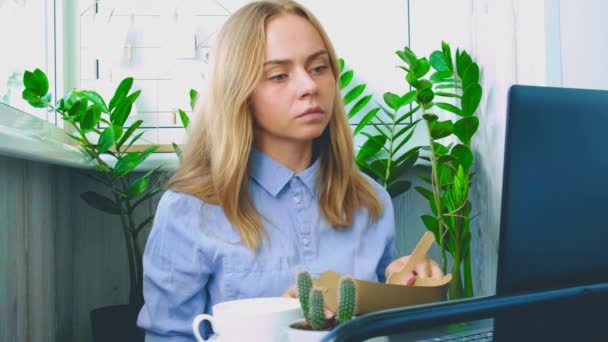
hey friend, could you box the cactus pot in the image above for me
[286,319,338,342]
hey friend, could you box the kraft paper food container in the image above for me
[314,270,452,314]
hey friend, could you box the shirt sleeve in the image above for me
[372,182,397,283]
[137,190,213,341]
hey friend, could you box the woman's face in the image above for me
[249,13,336,148]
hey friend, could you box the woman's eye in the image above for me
[311,65,328,74]
[270,74,287,81]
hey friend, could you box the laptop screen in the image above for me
[497,85,608,295]
[493,85,608,341]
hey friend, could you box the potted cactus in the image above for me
[286,271,356,342]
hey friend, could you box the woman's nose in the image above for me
[296,69,318,97]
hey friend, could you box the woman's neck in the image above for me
[254,139,313,173]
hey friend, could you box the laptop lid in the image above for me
[494,85,608,341]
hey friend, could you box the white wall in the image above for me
[557,0,608,90]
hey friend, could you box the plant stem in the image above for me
[424,109,448,272]
[383,108,399,189]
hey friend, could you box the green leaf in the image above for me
[457,51,473,79]
[401,90,417,106]
[97,127,115,153]
[435,84,462,90]
[77,90,109,113]
[418,173,432,184]
[388,179,411,198]
[417,89,434,104]
[415,186,434,201]
[432,141,449,155]
[140,145,159,161]
[392,129,419,155]
[112,124,123,143]
[68,98,87,121]
[172,143,183,160]
[343,84,365,106]
[357,159,384,180]
[23,68,49,96]
[462,63,479,89]
[128,176,150,197]
[429,120,454,140]
[435,102,463,116]
[391,150,418,177]
[117,120,143,149]
[113,152,141,177]
[421,215,439,238]
[108,77,133,112]
[353,107,380,135]
[394,105,420,126]
[430,70,453,82]
[383,92,401,110]
[423,113,438,122]
[124,131,145,152]
[453,116,479,144]
[441,41,454,72]
[435,92,461,99]
[356,134,387,161]
[339,70,354,89]
[80,191,121,215]
[393,119,419,141]
[430,51,449,72]
[80,106,102,132]
[451,144,473,173]
[413,57,430,78]
[348,95,372,119]
[178,109,190,128]
[22,89,47,108]
[461,84,482,116]
[189,89,199,110]
[338,58,344,73]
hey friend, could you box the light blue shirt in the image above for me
[137,149,397,341]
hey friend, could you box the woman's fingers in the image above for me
[282,285,297,298]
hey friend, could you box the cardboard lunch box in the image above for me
[313,270,452,314]
[313,232,452,314]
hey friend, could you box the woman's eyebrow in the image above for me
[263,49,329,67]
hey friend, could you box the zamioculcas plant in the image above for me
[293,271,357,331]
[339,58,421,198]
[21,68,161,308]
[173,88,198,160]
[394,41,483,299]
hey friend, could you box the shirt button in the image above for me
[290,178,298,187]
[293,196,301,203]
[302,238,310,246]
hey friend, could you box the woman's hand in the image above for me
[385,255,443,285]
[282,285,335,319]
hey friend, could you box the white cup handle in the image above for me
[192,314,215,342]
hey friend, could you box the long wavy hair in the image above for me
[167,0,383,252]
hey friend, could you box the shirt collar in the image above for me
[249,148,320,197]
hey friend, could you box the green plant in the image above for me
[21,68,161,308]
[395,41,483,299]
[295,271,356,331]
[172,89,198,160]
[339,58,421,198]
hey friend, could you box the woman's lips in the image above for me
[297,111,324,121]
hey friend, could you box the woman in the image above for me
[138,1,442,340]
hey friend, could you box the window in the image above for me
[0,0,57,123]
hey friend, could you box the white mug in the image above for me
[192,297,304,342]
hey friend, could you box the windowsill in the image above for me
[0,102,178,171]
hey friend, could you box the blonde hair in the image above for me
[168,0,383,251]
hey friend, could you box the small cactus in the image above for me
[297,271,313,320]
[294,271,358,331]
[337,277,356,323]
[309,287,328,330]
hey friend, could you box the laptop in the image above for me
[323,85,608,341]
